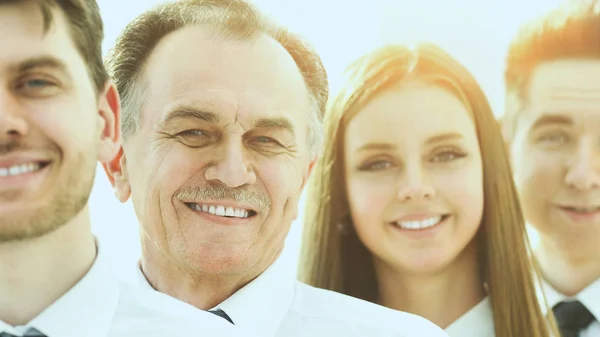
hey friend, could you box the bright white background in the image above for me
[91,0,563,279]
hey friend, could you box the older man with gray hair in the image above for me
[103,0,448,336]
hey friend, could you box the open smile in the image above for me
[391,214,451,230]
[185,202,257,219]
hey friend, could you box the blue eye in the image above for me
[253,136,284,147]
[256,136,275,143]
[24,79,53,88]
[17,77,60,97]
[180,129,205,136]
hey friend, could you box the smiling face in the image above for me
[509,59,600,251]
[344,81,484,274]
[0,2,118,242]
[111,26,314,276]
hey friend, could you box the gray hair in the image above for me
[105,0,328,157]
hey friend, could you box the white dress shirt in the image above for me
[136,254,449,337]
[445,297,495,337]
[0,241,242,337]
[540,278,600,337]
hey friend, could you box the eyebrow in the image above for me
[424,132,464,145]
[160,106,220,127]
[253,117,296,137]
[356,143,396,152]
[531,113,573,130]
[356,132,464,152]
[14,55,68,73]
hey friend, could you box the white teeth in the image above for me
[0,162,42,177]
[396,216,442,230]
[189,203,252,218]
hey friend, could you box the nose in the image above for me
[564,137,600,191]
[0,88,28,140]
[204,138,257,188]
[397,164,435,202]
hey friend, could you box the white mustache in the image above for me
[175,184,270,211]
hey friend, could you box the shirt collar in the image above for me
[540,277,600,320]
[445,297,495,337]
[136,252,296,337]
[0,321,27,336]
[1,240,120,337]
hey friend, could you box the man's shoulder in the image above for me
[108,281,241,336]
[286,281,448,337]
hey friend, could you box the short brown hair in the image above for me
[0,0,108,93]
[505,0,600,105]
[105,0,328,155]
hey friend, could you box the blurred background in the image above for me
[92,0,563,279]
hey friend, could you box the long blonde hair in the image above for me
[299,44,558,337]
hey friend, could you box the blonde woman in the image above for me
[299,43,558,337]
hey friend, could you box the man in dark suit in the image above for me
[503,1,600,336]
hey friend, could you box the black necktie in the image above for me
[552,300,596,337]
[209,308,234,324]
[0,328,46,337]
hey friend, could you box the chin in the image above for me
[178,246,252,275]
[395,250,457,275]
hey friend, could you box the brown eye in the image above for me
[359,160,393,171]
[539,132,568,146]
[431,149,467,163]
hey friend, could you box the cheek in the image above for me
[257,158,305,200]
[153,146,205,191]
[513,145,563,202]
[33,99,98,150]
[436,162,484,229]
[127,145,199,213]
[346,174,396,231]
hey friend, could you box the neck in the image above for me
[374,242,485,329]
[0,206,96,326]
[536,236,600,296]
[140,243,279,311]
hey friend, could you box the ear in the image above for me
[97,81,130,203]
[300,157,318,190]
[102,147,131,203]
[96,81,121,163]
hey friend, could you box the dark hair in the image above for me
[505,0,600,103]
[0,0,108,93]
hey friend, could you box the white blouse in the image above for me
[445,297,495,337]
